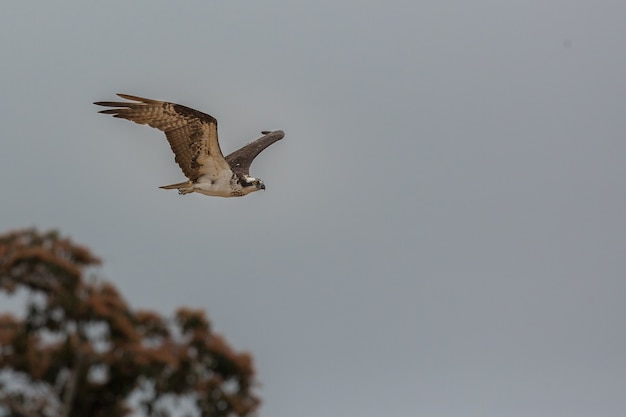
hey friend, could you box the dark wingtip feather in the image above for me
[94,94,153,109]
[269,130,285,140]
[94,101,131,108]
[261,130,285,139]
[116,93,158,103]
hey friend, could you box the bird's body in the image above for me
[94,94,284,197]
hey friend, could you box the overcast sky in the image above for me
[1,2,626,416]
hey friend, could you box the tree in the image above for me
[0,229,259,417]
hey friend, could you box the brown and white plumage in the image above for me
[94,94,284,197]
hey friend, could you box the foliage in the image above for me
[0,229,259,417]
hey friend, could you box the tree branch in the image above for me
[59,330,86,417]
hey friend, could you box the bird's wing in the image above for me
[94,94,231,182]
[225,130,285,176]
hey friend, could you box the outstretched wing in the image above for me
[225,130,285,176]
[94,94,231,182]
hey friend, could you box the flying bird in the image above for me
[94,94,285,197]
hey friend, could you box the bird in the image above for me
[94,94,285,197]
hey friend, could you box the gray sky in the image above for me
[1,1,625,416]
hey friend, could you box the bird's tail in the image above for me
[159,181,191,190]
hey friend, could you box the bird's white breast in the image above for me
[193,171,238,197]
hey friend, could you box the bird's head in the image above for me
[241,176,266,193]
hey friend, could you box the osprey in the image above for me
[94,94,285,197]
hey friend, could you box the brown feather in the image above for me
[225,130,285,176]
[94,94,229,182]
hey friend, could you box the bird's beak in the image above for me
[259,183,266,190]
